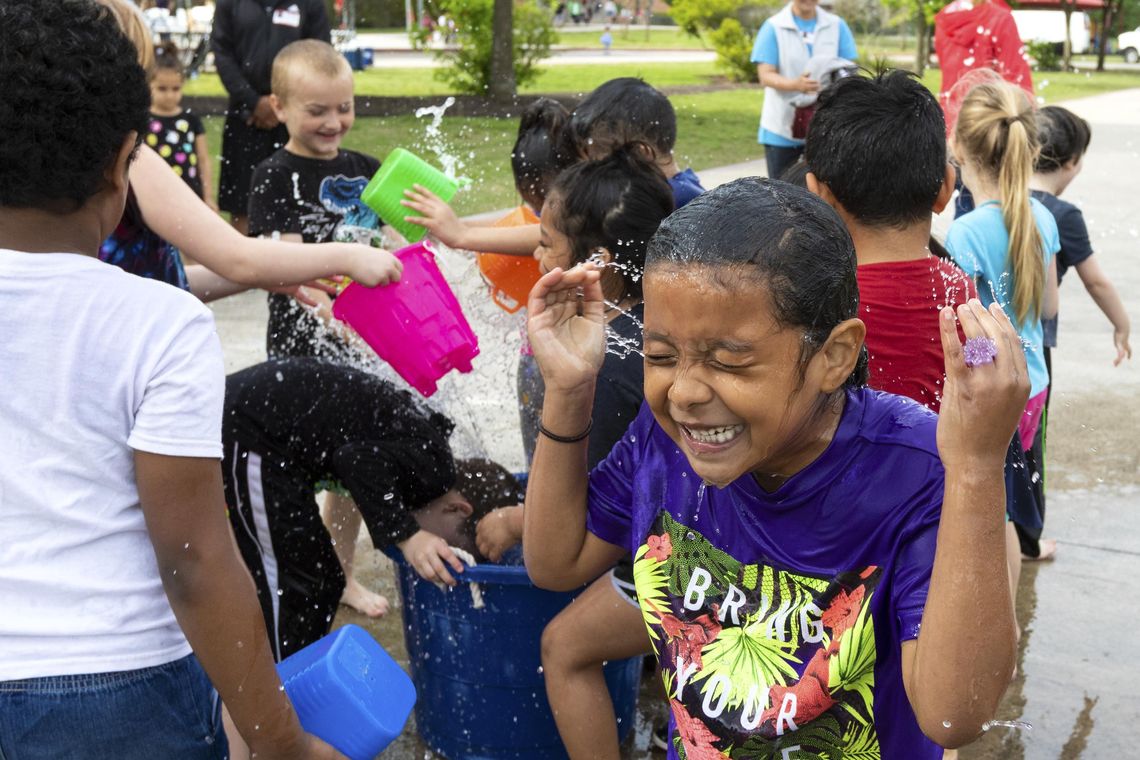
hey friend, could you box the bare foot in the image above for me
[340,577,390,617]
[1022,538,1057,562]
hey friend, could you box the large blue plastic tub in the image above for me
[388,549,641,760]
[277,624,416,760]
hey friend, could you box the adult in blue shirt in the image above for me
[750,0,857,180]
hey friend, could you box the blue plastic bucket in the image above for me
[387,549,641,759]
[276,624,416,760]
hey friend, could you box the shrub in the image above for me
[424,0,557,95]
[1027,39,1061,71]
[709,18,759,82]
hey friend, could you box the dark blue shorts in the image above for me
[0,654,227,760]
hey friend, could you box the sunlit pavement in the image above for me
[208,87,1140,759]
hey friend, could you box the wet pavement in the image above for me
[209,88,1140,758]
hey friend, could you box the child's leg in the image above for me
[321,490,389,617]
[225,447,345,660]
[541,570,651,760]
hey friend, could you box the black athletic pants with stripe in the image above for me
[223,441,345,662]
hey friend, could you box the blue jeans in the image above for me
[0,654,227,760]
[763,144,804,182]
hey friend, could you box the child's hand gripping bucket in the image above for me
[361,148,460,243]
[476,205,543,314]
[276,624,416,760]
[331,241,480,397]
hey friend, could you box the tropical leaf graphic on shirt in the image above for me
[731,713,844,759]
[664,515,739,594]
[841,722,882,759]
[829,597,877,723]
[634,543,671,641]
[693,612,802,709]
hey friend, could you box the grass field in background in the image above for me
[198,64,1140,216]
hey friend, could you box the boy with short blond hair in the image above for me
[248,39,386,360]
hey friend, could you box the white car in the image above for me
[1120,26,1140,64]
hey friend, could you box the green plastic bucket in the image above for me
[361,148,460,243]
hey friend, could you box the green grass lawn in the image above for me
[185,61,727,98]
[199,63,1140,217]
[554,27,709,49]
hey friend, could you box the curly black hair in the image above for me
[0,0,150,211]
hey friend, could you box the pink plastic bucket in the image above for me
[332,242,479,397]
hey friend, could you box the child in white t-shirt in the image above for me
[0,3,340,758]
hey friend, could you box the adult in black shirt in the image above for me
[210,0,330,233]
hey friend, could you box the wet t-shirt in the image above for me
[146,111,206,199]
[247,148,383,359]
[586,388,944,759]
[857,256,977,412]
[224,358,455,543]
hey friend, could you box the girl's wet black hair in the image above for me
[154,41,184,77]
[548,144,675,300]
[646,178,869,389]
[564,77,677,160]
[0,0,150,212]
[1035,105,1091,173]
[511,98,572,209]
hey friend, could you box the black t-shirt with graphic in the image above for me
[248,147,383,359]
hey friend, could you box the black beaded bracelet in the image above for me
[538,419,593,444]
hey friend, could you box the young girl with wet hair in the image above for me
[512,97,573,214]
[524,177,1029,757]
[474,146,674,760]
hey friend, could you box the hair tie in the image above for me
[1003,115,1019,128]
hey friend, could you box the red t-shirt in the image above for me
[857,256,977,413]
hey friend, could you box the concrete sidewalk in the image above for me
[208,87,1140,759]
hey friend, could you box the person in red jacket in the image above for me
[935,0,1033,129]
[936,0,1034,217]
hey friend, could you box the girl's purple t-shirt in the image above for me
[587,387,944,759]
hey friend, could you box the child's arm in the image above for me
[1043,255,1059,321]
[193,132,217,212]
[901,300,1027,747]
[132,146,403,288]
[1074,255,1132,365]
[521,265,626,590]
[135,452,345,760]
[401,185,539,255]
[475,505,524,562]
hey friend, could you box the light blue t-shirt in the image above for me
[750,14,858,147]
[945,199,1060,397]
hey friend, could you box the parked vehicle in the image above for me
[1011,9,1091,55]
[1120,25,1140,63]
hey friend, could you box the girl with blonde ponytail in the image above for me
[946,80,1060,454]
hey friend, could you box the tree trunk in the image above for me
[915,10,928,77]
[1097,1,1120,71]
[488,0,516,103]
[1062,4,1073,71]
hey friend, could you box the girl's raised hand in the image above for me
[936,299,1031,476]
[526,264,606,394]
[401,184,468,249]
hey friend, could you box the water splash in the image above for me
[982,719,1033,732]
[414,97,464,181]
